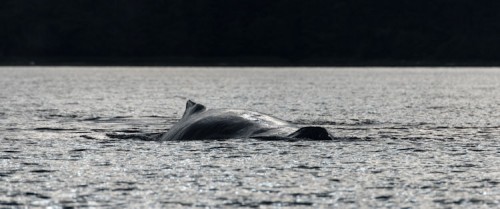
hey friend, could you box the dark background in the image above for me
[1,0,500,66]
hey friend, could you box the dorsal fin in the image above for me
[182,100,206,118]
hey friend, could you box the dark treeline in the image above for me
[1,0,500,66]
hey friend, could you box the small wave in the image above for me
[223,200,313,207]
[427,106,447,109]
[296,119,382,126]
[347,119,381,125]
[294,119,338,125]
[82,116,102,121]
[144,115,170,118]
[30,169,55,173]
[375,195,393,201]
[0,201,22,206]
[433,198,491,205]
[47,114,78,118]
[106,133,162,141]
[0,171,17,177]
[114,129,142,133]
[3,150,21,153]
[81,116,133,123]
[112,187,138,191]
[80,135,99,140]
[294,165,321,170]
[113,116,132,119]
[22,162,40,166]
[36,108,58,112]
[23,192,50,199]
[69,148,91,152]
[34,127,77,131]
[332,136,375,141]
[397,147,428,152]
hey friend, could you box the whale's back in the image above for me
[159,100,332,141]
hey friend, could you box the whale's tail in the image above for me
[288,127,333,140]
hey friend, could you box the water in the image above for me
[1,67,499,208]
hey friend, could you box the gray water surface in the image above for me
[1,67,499,208]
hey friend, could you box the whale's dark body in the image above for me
[158,100,333,141]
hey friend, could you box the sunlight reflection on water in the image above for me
[0,67,499,208]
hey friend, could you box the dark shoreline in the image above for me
[2,57,500,67]
[3,2,500,68]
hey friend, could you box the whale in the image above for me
[158,100,333,141]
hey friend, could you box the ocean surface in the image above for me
[1,67,499,208]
